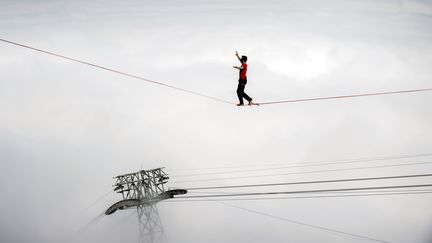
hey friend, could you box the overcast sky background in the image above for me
[1,0,432,243]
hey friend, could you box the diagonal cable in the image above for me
[258,88,432,105]
[0,38,233,105]
[206,198,389,242]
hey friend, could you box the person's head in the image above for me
[241,55,248,63]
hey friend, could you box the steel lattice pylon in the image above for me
[105,168,186,243]
[137,204,166,243]
[135,169,167,243]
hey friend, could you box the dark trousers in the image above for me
[237,83,252,104]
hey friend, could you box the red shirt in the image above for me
[239,63,247,80]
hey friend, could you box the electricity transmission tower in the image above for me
[105,168,186,243]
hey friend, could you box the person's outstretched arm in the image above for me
[235,51,242,63]
[233,51,244,70]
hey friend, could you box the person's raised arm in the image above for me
[233,51,244,70]
[235,51,242,63]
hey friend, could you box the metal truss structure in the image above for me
[106,168,178,243]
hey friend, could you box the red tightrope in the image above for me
[1,38,431,107]
[0,38,234,105]
[258,88,432,105]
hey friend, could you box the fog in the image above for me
[1,0,431,242]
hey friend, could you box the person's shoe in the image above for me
[248,100,254,106]
[237,103,244,106]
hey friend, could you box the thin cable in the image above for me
[169,191,432,202]
[111,210,136,228]
[258,88,432,105]
[186,189,432,195]
[172,161,432,183]
[80,190,113,214]
[207,198,388,242]
[186,188,432,195]
[76,212,106,234]
[176,187,432,194]
[181,173,432,190]
[171,153,432,178]
[0,38,233,105]
[169,152,432,172]
[176,183,432,199]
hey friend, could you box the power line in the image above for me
[258,88,432,105]
[206,199,388,242]
[185,188,432,195]
[181,173,432,191]
[170,153,432,177]
[110,210,137,229]
[185,186,432,196]
[76,212,106,234]
[169,191,432,202]
[172,161,432,183]
[168,152,432,172]
[0,38,233,105]
[80,190,113,214]
[176,183,432,199]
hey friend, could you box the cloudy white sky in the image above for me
[1,0,432,243]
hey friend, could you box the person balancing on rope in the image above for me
[233,51,257,106]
